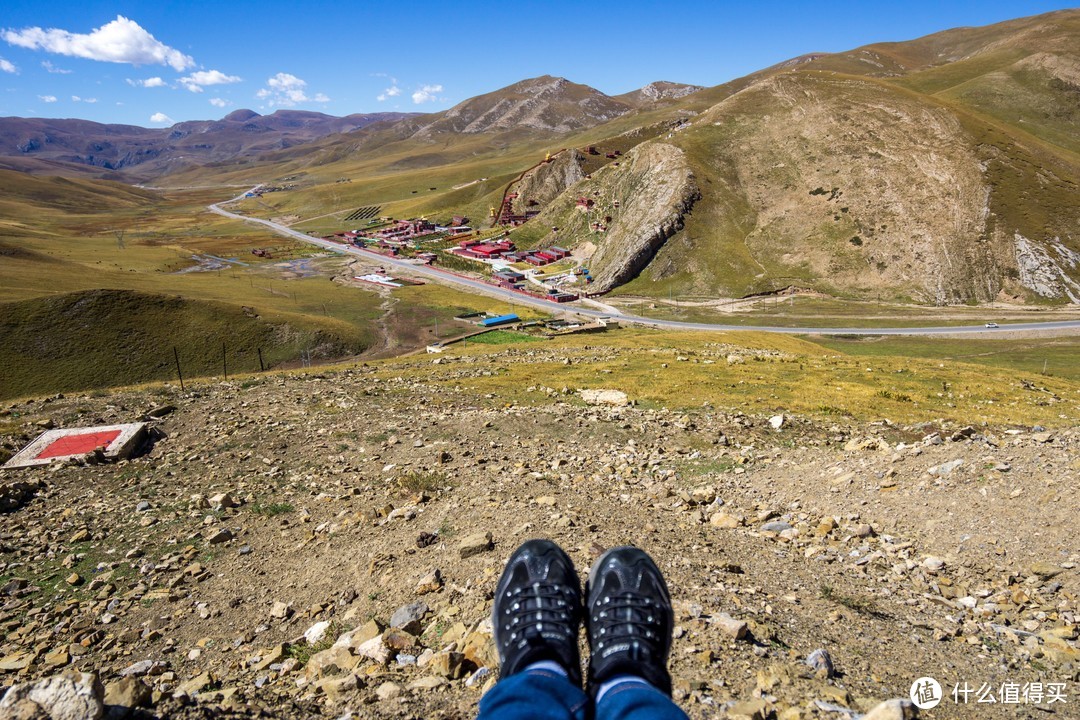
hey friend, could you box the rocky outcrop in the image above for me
[510,150,586,213]
[586,143,700,292]
[1014,234,1080,303]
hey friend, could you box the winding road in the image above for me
[209,191,1080,337]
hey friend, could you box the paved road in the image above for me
[209,192,1080,337]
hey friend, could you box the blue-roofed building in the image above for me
[479,314,520,328]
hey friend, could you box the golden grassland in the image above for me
[367,328,1080,428]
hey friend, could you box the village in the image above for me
[316,202,596,302]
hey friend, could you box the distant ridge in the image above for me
[0,109,418,179]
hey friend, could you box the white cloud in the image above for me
[256,72,328,107]
[41,60,70,74]
[179,69,241,93]
[149,111,173,124]
[2,15,194,71]
[412,84,443,104]
[39,94,57,102]
[127,76,166,88]
[71,95,97,103]
[209,97,228,108]
[377,84,401,102]
[1,57,18,74]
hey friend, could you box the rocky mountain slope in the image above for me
[0,342,1076,719]
[513,10,1080,305]
[404,76,635,138]
[615,81,706,107]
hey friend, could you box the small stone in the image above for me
[390,601,429,631]
[253,644,287,672]
[415,569,443,595]
[429,651,468,679]
[315,674,361,698]
[815,517,837,535]
[135,501,152,513]
[769,415,785,430]
[728,698,770,720]
[269,601,291,619]
[922,556,946,572]
[465,667,491,688]
[354,635,393,665]
[304,647,359,680]
[336,620,383,651]
[579,389,629,406]
[861,698,917,720]
[304,621,331,645]
[66,573,83,586]
[761,521,792,534]
[209,492,238,509]
[805,648,834,677]
[409,676,449,690]
[70,529,91,543]
[0,651,35,671]
[44,649,71,668]
[714,613,748,640]
[375,681,402,701]
[175,671,214,697]
[206,528,233,544]
[710,512,743,528]
[103,677,151,711]
[1030,561,1063,580]
[928,459,964,476]
[119,660,160,677]
[147,405,176,418]
[458,532,493,559]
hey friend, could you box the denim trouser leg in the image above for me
[595,679,690,720]
[477,669,589,720]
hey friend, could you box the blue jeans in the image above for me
[477,668,689,720]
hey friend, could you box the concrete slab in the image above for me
[3,423,148,469]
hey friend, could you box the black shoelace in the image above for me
[591,592,661,655]
[501,582,576,643]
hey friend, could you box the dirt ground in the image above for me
[0,355,1076,719]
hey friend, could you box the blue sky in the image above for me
[0,1,1075,126]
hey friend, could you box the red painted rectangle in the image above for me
[35,430,122,459]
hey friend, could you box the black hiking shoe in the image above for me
[585,546,674,696]
[492,539,583,686]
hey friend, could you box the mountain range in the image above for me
[0,109,416,180]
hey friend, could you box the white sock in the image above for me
[523,660,569,678]
[595,675,650,703]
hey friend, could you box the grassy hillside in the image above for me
[0,289,369,400]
